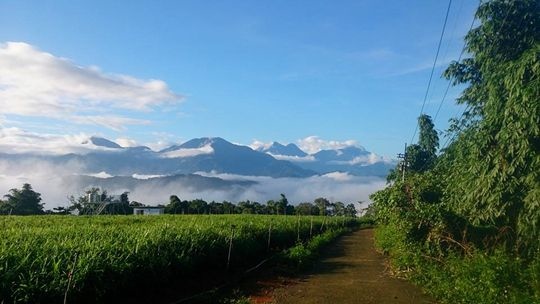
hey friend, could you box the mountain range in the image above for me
[0,136,395,178]
[0,136,393,204]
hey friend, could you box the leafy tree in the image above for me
[296,202,318,215]
[405,144,432,172]
[189,199,208,214]
[442,0,540,250]
[314,197,329,216]
[252,202,268,214]
[2,183,43,215]
[331,201,346,216]
[418,114,439,156]
[102,192,131,214]
[277,194,289,215]
[165,195,187,214]
[238,200,254,214]
[285,204,295,216]
[370,5,540,302]
[0,199,9,214]
[222,201,236,214]
[208,201,224,214]
[345,203,357,217]
[266,200,277,215]
[405,115,439,173]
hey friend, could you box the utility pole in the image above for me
[397,143,407,182]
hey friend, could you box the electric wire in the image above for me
[433,3,479,122]
[439,0,515,151]
[409,0,453,145]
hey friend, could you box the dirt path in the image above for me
[268,229,436,304]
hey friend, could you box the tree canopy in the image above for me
[370,1,540,290]
[0,183,43,215]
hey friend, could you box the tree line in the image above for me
[163,194,357,216]
[0,184,358,217]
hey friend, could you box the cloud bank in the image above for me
[0,127,117,154]
[297,136,363,154]
[0,42,182,130]
[0,159,386,210]
[160,144,214,158]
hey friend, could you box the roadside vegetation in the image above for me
[370,0,539,303]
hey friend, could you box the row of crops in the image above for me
[0,214,357,303]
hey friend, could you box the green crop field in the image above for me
[0,214,356,303]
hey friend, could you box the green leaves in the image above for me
[371,2,539,301]
[0,215,355,303]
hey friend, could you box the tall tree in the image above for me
[2,183,43,215]
[277,194,289,215]
[331,201,345,216]
[406,115,439,173]
[165,195,186,214]
[345,204,357,217]
[314,197,329,216]
[418,114,439,156]
[443,0,540,249]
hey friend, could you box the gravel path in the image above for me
[270,229,436,304]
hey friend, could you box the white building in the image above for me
[133,206,165,215]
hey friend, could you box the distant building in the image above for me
[133,206,165,215]
[87,192,101,204]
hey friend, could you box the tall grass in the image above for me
[0,215,356,303]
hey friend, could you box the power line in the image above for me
[410,0,453,145]
[433,1,480,122]
[439,0,516,151]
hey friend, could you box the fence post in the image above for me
[267,221,272,252]
[310,216,313,238]
[227,225,236,271]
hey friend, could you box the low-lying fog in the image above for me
[0,160,387,211]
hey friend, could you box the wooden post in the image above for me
[296,215,300,242]
[267,222,272,252]
[310,216,313,238]
[227,225,235,271]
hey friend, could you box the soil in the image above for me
[247,229,436,304]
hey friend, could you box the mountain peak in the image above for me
[263,142,307,157]
[87,136,123,149]
[180,137,227,148]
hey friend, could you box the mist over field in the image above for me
[0,159,386,210]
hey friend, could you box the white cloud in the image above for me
[0,127,119,154]
[297,136,362,154]
[249,140,272,151]
[330,152,390,166]
[0,42,182,130]
[146,140,174,152]
[322,171,355,182]
[132,173,166,180]
[116,137,139,148]
[87,171,113,179]
[267,153,315,162]
[160,144,214,158]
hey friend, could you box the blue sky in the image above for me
[0,0,477,156]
